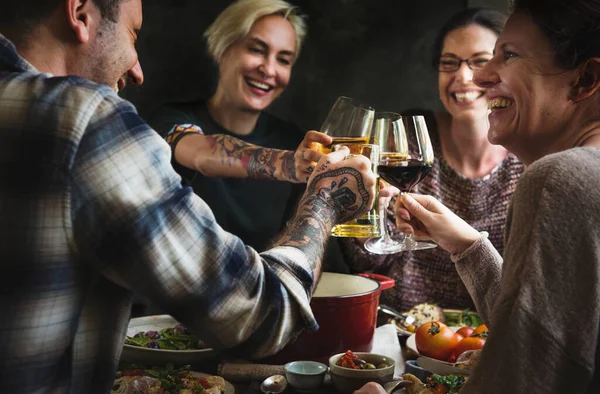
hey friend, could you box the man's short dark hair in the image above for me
[0,0,123,39]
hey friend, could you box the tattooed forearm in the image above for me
[305,167,369,223]
[274,194,337,266]
[246,148,279,179]
[273,166,370,265]
[281,151,298,182]
[207,135,293,181]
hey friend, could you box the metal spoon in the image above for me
[378,304,416,326]
[260,374,287,394]
[383,379,413,393]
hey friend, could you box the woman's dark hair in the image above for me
[431,8,508,69]
[512,0,600,69]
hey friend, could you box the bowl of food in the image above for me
[403,360,432,383]
[328,351,395,394]
[120,315,218,365]
[284,361,328,392]
[384,303,482,338]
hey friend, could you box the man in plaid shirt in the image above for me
[0,0,377,392]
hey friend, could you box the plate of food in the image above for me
[112,364,236,393]
[405,324,463,358]
[406,319,485,378]
[121,315,219,365]
[383,303,482,337]
[402,372,468,394]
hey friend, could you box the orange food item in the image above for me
[415,321,460,362]
[472,324,488,337]
[337,350,361,369]
[456,327,475,338]
[454,336,486,358]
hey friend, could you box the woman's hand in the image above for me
[395,193,480,255]
[379,182,400,209]
[293,130,332,182]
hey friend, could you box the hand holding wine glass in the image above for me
[364,112,407,254]
[318,96,381,238]
[371,115,437,252]
[395,193,481,255]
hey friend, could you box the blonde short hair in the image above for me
[204,0,307,64]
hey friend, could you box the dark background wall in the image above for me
[122,0,508,132]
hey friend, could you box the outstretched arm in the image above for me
[168,125,331,183]
[272,147,378,275]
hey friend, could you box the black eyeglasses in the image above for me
[437,54,492,72]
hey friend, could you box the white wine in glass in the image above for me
[317,96,375,153]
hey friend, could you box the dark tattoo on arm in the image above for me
[208,135,295,180]
[274,167,369,265]
[281,151,298,181]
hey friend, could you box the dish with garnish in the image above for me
[121,315,218,365]
[112,364,236,394]
[384,303,482,336]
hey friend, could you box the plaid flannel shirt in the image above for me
[0,34,318,394]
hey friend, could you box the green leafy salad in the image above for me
[444,309,483,327]
[125,323,208,350]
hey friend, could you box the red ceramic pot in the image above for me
[270,272,394,364]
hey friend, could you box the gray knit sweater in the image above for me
[338,118,524,311]
[456,147,600,394]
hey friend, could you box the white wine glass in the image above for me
[318,96,375,153]
[368,114,436,252]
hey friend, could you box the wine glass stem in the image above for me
[399,191,416,247]
[379,200,391,241]
[402,232,417,247]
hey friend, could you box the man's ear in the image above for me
[571,58,600,102]
[64,0,99,44]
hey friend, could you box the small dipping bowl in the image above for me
[284,360,328,392]
[329,352,395,394]
[404,360,432,382]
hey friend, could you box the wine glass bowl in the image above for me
[377,115,434,192]
[365,114,436,253]
[318,96,375,153]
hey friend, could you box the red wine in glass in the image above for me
[378,158,433,192]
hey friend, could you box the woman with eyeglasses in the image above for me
[337,8,524,312]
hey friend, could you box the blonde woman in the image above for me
[149,0,327,251]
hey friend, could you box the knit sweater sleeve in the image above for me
[458,148,600,394]
[452,233,503,324]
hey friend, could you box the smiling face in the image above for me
[216,14,296,113]
[438,24,497,122]
[86,0,144,92]
[473,11,579,163]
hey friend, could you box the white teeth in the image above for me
[454,91,481,102]
[488,97,513,110]
[247,80,270,90]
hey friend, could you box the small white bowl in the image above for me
[284,360,328,392]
